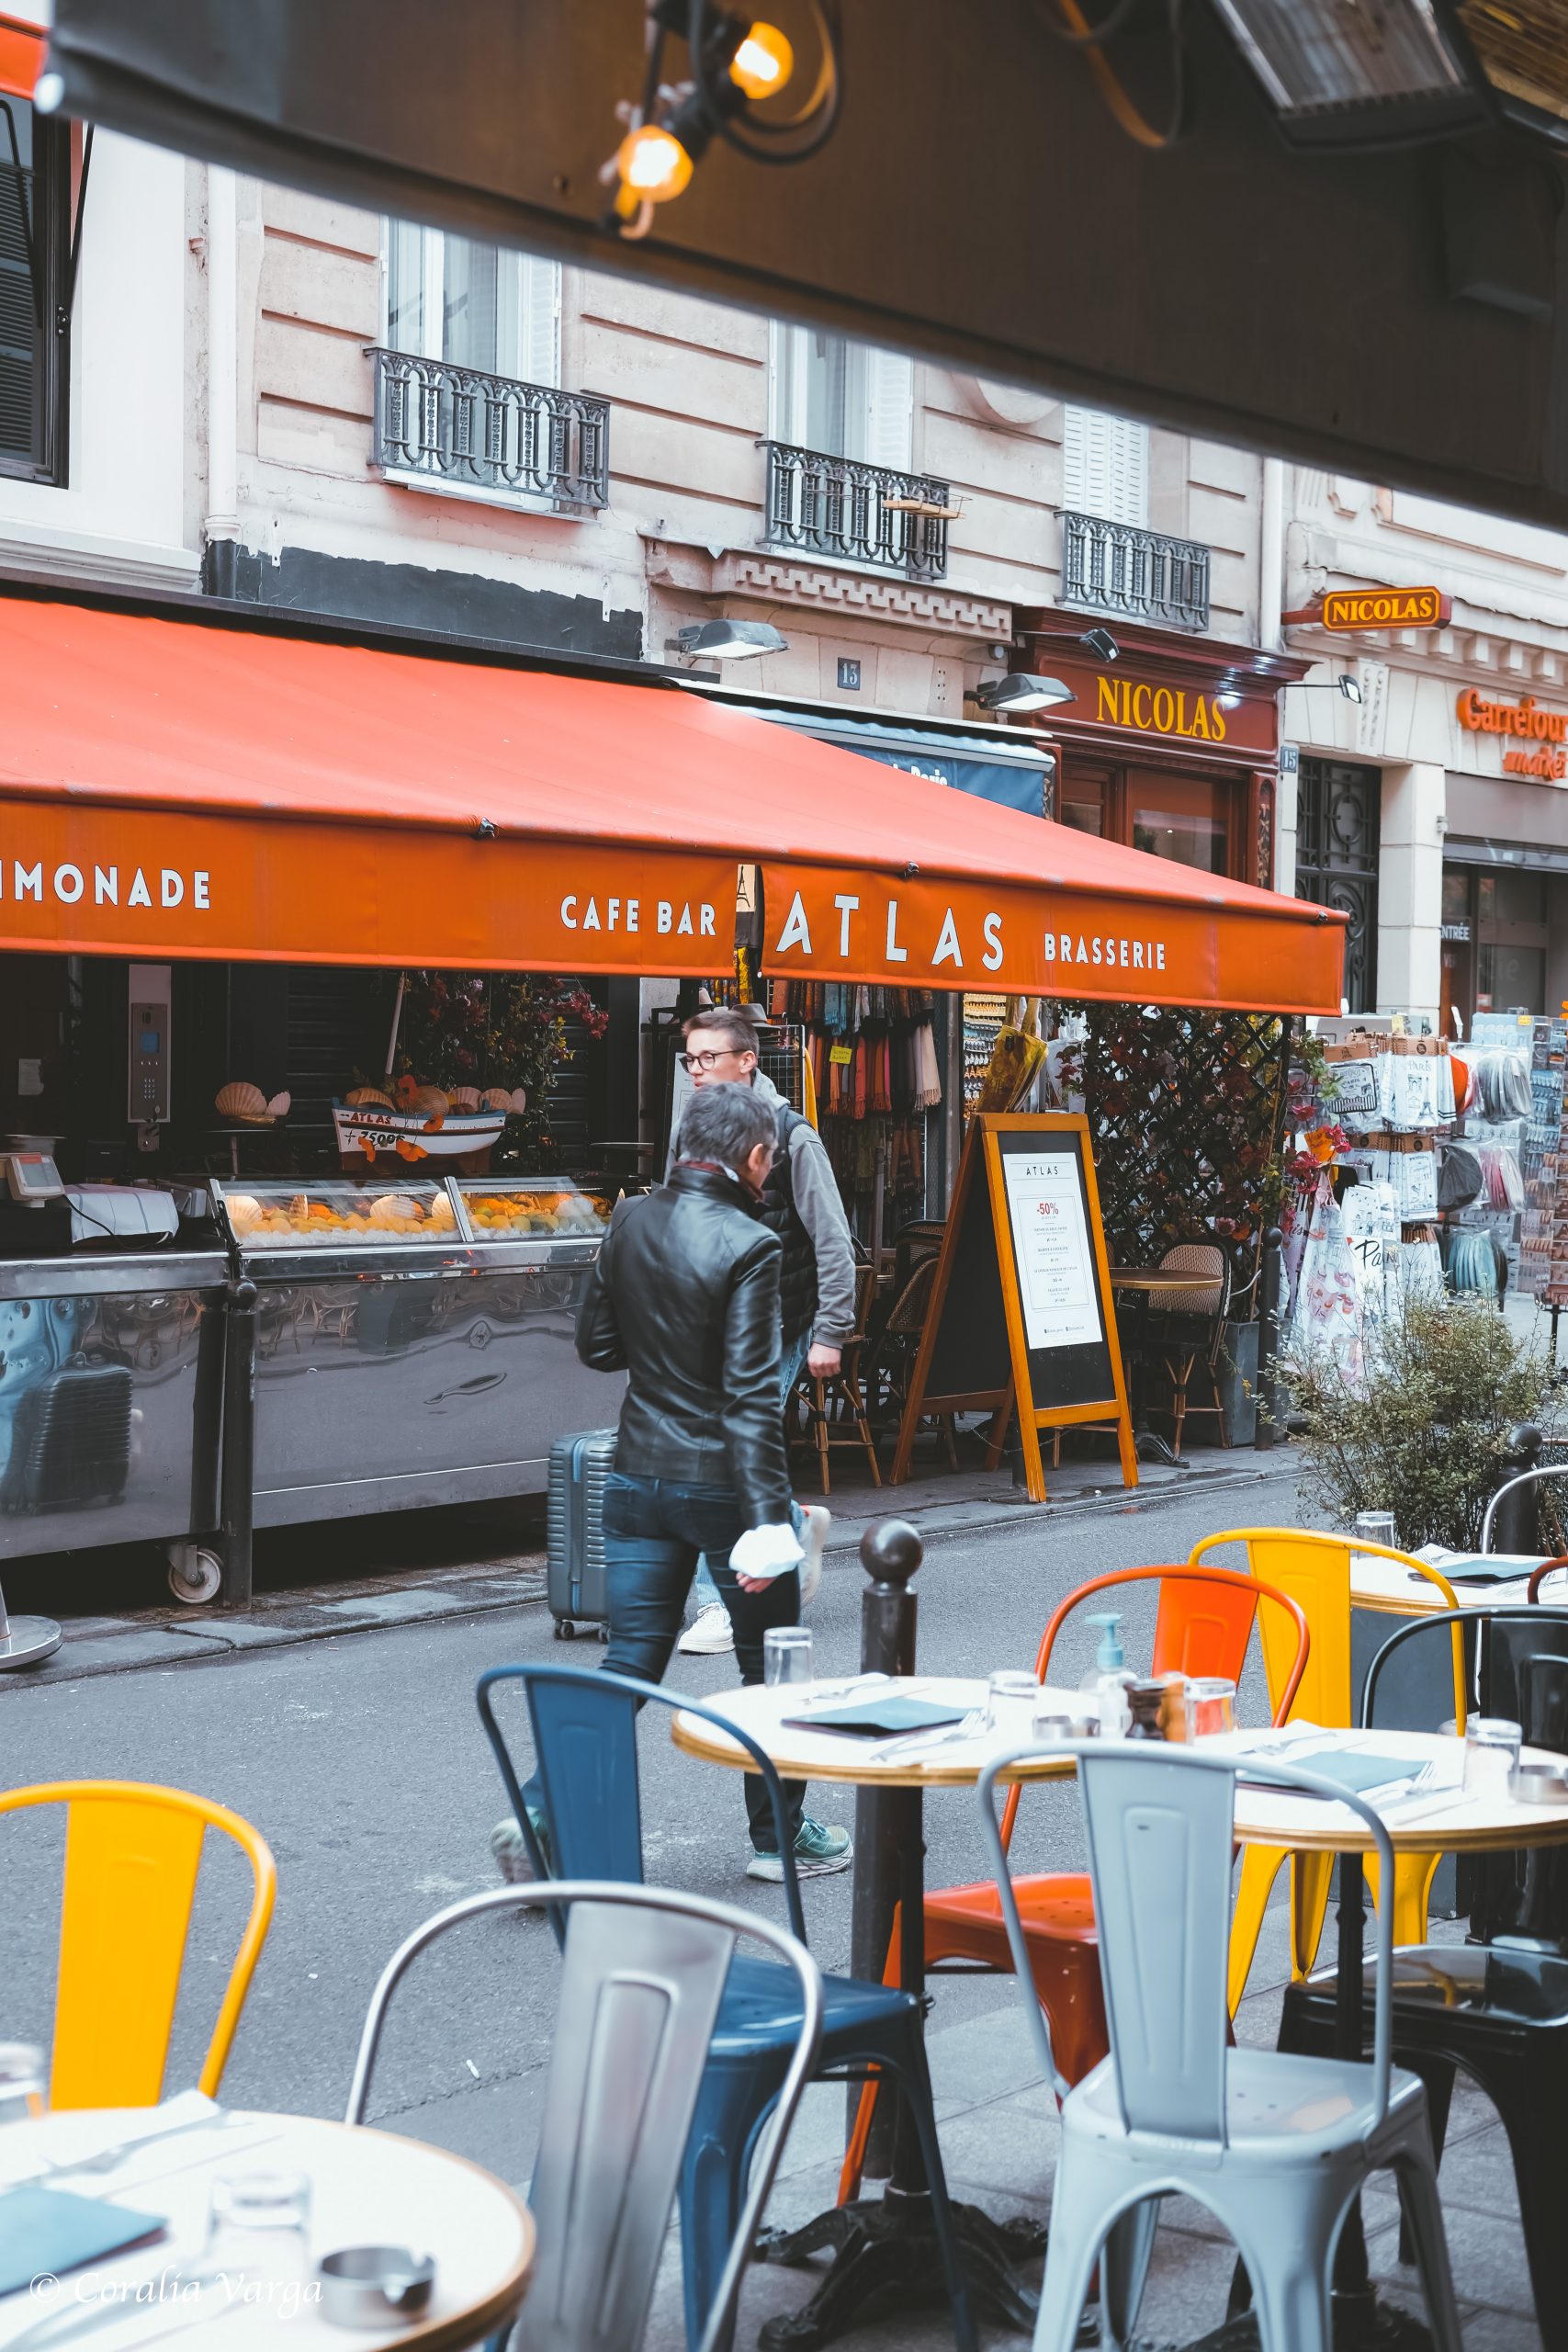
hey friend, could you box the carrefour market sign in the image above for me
[1457,685,1568,781]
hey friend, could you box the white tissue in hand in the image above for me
[729,1522,806,1581]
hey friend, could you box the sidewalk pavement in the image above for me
[648,1897,1540,2352]
[0,1443,1299,1689]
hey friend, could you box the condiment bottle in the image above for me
[1079,1611,1136,1737]
[1125,1679,1168,1741]
[1156,1671,1190,1742]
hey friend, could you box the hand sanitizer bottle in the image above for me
[1079,1611,1135,1737]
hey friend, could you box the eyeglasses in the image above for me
[679,1049,743,1073]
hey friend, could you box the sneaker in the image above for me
[797,1505,830,1607]
[491,1809,550,1883]
[679,1601,735,1656]
[747,1815,853,1882]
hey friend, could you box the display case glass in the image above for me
[213,1176,460,1249]
[454,1177,615,1241]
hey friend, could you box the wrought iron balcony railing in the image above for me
[762,441,951,580]
[369,348,609,509]
[1060,510,1211,632]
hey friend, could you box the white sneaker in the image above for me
[797,1505,830,1607]
[678,1602,735,1656]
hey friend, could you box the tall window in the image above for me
[770,323,913,470]
[1062,405,1148,526]
[386,224,559,388]
[0,93,69,483]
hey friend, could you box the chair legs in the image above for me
[1101,2200,1159,2352]
[1389,2143,1465,2352]
[1228,1845,1336,2008]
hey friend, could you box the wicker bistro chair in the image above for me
[1143,1242,1232,1456]
[793,1263,882,1494]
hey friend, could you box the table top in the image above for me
[1217,1727,1568,1854]
[1349,1552,1564,1616]
[0,2109,534,2352]
[1106,1268,1222,1292]
[671,1676,1083,1789]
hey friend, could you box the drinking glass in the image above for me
[986,1670,1039,1728]
[0,2042,44,2123]
[763,1627,814,1686]
[206,2168,312,2289]
[1156,1672,1190,1742]
[1463,1716,1522,1798]
[1353,1510,1397,1557]
[1187,1677,1237,1739]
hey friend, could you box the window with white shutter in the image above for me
[386,226,560,388]
[1062,406,1148,526]
[770,323,913,469]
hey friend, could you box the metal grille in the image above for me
[1295,755,1380,1014]
[762,441,950,580]
[1060,511,1211,631]
[369,347,610,507]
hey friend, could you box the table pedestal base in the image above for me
[755,2186,1046,2350]
[1181,2287,1432,2352]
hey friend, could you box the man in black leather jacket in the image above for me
[502,1082,852,1883]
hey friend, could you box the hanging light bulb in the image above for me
[615,121,696,204]
[728,20,794,100]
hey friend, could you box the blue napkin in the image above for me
[782,1697,966,1738]
[1243,1749,1416,1797]
[0,2186,165,2297]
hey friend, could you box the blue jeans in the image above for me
[525,1472,807,1855]
[692,1324,812,1613]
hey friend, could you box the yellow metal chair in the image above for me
[0,1780,276,2110]
[1187,1530,1465,2010]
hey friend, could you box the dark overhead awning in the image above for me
[37,0,1568,531]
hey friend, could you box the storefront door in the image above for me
[1295,756,1380,1014]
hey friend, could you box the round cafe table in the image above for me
[0,2109,534,2352]
[672,1672,1081,2349]
[1348,1551,1565,1615]
[1105,1268,1222,1467]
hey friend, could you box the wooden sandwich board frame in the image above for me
[889,1113,1137,1503]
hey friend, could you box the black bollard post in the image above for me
[849,1520,922,2175]
[1493,1422,1545,1555]
[218,1267,258,1610]
[1255,1226,1284,1453]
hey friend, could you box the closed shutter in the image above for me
[862,346,913,471]
[519,254,560,389]
[1063,406,1148,526]
[0,119,33,463]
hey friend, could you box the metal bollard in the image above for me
[218,1270,259,1610]
[849,1519,922,2173]
[1492,1423,1545,1555]
[1255,1226,1284,1452]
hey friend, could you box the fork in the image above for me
[871,1708,986,1761]
[30,2108,231,2183]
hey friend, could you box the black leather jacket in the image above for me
[575,1162,793,1527]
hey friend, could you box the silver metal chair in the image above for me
[976,1745,1462,2352]
[346,1880,825,2352]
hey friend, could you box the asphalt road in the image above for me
[1,1474,1298,2187]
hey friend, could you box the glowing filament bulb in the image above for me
[617,123,694,202]
[729,21,794,99]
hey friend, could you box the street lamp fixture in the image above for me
[1290,673,1363,702]
[1079,628,1120,663]
[674,619,788,661]
[974,674,1077,715]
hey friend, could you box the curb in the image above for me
[0,1453,1298,1691]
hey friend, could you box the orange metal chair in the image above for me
[0,1780,276,2110]
[1188,1528,1466,2008]
[837,1564,1310,2202]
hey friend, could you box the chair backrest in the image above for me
[886,1256,938,1337]
[998,1565,1310,1850]
[475,1664,808,1941]
[0,1779,276,2110]
[346,1880,823,2352]
[1189,1527,1465,1733]
[978,1744,1395,2138]
[1149,1242,1228,1318]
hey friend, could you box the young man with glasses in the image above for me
[671,1006,854,1657]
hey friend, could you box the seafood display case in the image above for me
[209,1174,619,1530]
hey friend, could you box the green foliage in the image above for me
[396,970,607,1172]
[1280,1295,1563,1551]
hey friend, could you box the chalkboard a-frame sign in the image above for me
[889,1113,1137,1503]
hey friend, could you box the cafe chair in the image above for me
[837,1565,1309,2203]
[0,1779,276,2109]
[347,1878,822,2352]
[979,1743,1462,2352]
[476,1665,975,2352]
[1278,1606,1568,2349]
[1189,1527,1465,2006]
[863,1256,959,1465]
[1143,1242,1231,1457]
[793,1263,882,1494]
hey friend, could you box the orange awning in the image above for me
[0,590,1345,1012]
[0,12,42,99]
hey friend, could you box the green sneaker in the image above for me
[747,1814,852,1882]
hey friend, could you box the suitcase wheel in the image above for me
[554,1620,575,1642]
[597,1624,609,1644]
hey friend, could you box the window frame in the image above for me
[0,96,71,487]
[768,321,913,472]
[380,219,560,392]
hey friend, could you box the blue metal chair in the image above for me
[476,1663,975,2352]
[347,1878,825,2352]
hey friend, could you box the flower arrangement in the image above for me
[390,971,609,1170]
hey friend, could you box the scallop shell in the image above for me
[370,1193,420,1221]
[288,1193,310,1223]
[215,1081,266,1120]
[266,1092,291,1118]
[447,1087,481,1114]
[344,1086,395,1110]
[408,1085,448,1116]
[482,1086,526,1114]
[224,1193,264,1233]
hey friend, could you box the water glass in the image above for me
[1353,1510,1397,1558]
[1156,1672,1190,1742]
[0,2041,44,2122]
[1187,1677,1237,1739]
[207,2168,312,2286]
[1463,1716,1522,1798]
[986,1670,1040,1728]
[763,1626,814,1687]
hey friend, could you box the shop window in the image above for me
[385,223,560,389]
[0,94,69,484]
[1062,406,1148,528]
[1441,868,1471,929]
[1478,871,1547,928]
[1477,943,1545,1015]
[1060,793,1105,837]
[769,322,913,469]
[1131,774,1229,876]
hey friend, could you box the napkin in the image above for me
[1242,1749,1417,1797]
[781,1698,966,1738]
[0,2187,164,2296]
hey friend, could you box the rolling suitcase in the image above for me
[547,1427,617,1640]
